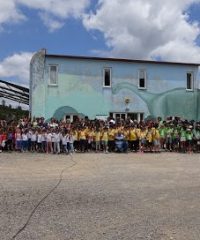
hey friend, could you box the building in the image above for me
[30,49,200,121]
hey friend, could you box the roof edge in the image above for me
[45,53,200,66]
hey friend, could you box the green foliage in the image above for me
[0,105,29,121]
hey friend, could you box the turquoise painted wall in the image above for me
[30,51,200,120]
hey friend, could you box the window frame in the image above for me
[103,67,112,88]
[48,64,58,86]
[186,71,194,91]
[138,69,147,90]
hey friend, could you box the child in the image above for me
[193,125,200,153]
[140,126,147,152]
[46,129,53,154]
[146,126,153,152]
[7,129,13,152]
[152,125,160,153]
[95,127,101,152]
[180,126,187,153]
[41,129,47,153]
[53,129,61,154]
[79,127,87,153]
[172,126,180,152]
[186,127,193,153]
[68,131,74,154]
[27,129,32,151]
[87,127,95,152]
[159,124,166,150]
[129,126,137,152]
[61,131,68,154]
[101,127,109,153]
[21,129,28,152]
[0,130,3,153]
[15,128,22,152]
[31,129,37,152]
[37,129,43,152]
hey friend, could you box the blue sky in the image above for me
[0,1,105,59]
[0,0,200,87]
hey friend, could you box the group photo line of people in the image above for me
[0,116,200,154]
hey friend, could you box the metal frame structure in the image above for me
[0,79,29,105]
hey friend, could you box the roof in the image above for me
[46,53,200,67]
[0,79,29,105]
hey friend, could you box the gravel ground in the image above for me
[0,152,200,240]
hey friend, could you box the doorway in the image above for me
[110,112,144,121]
[64,114,78,122]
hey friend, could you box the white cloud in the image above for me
[0,0,90,31]
[39,12,65,32]
[18,0,90,32]
[83,0,200,62]
[18,0,90,19]
[0,0,26,30]
[0,52,33,86]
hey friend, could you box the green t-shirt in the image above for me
[172,128,179,139]
[166,127,173,137]
[186,131,193,140]
[180,129,186,138]
[159,128,166,137]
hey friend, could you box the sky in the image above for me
[0,0,200,88]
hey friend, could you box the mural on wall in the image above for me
[112,82,200,120]
[30,50,200,121]
[50,106,85,121]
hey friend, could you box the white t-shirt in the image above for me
[51,133,55,143]
[54,133,61,143]
[68,135,74,144]
[31,133,37,142]
[37,134,42,143]
[61,135,67,145]
[15,133,22,141]
[22,133,28,141]
[46,133,52,142]
[41,133,46,142]
[27,131,32,140]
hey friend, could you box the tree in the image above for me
[1,99,6,106]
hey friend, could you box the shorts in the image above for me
[186,140,192,146]
[180,137,186,142]
[140,139,146,145]
[102,140,108,146]
[16,140,22,150]
[146,141,152,147]
[153,139,160,146]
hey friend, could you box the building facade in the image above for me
[30,49,200,121]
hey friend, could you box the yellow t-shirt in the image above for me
[136,128,141,139]
[88,130,95,141]
[108,129,115,141]
[146,130,153,142]
[151,127,156,140]
[154,129,160,140]
[101,131,108,141]
[129,129,137,141]
[95,131,101,141]
[123,129,129,141]
[73,130,78,141]
[79,130,86,140]
[140,130,147,139]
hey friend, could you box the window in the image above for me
[140,113,144,121]
[138,69,146,89]
[103,68,111,87]
[186,72,193,90]
[110,112,144,121]
[49,65,58,85]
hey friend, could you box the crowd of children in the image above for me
[0,116,200,154]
